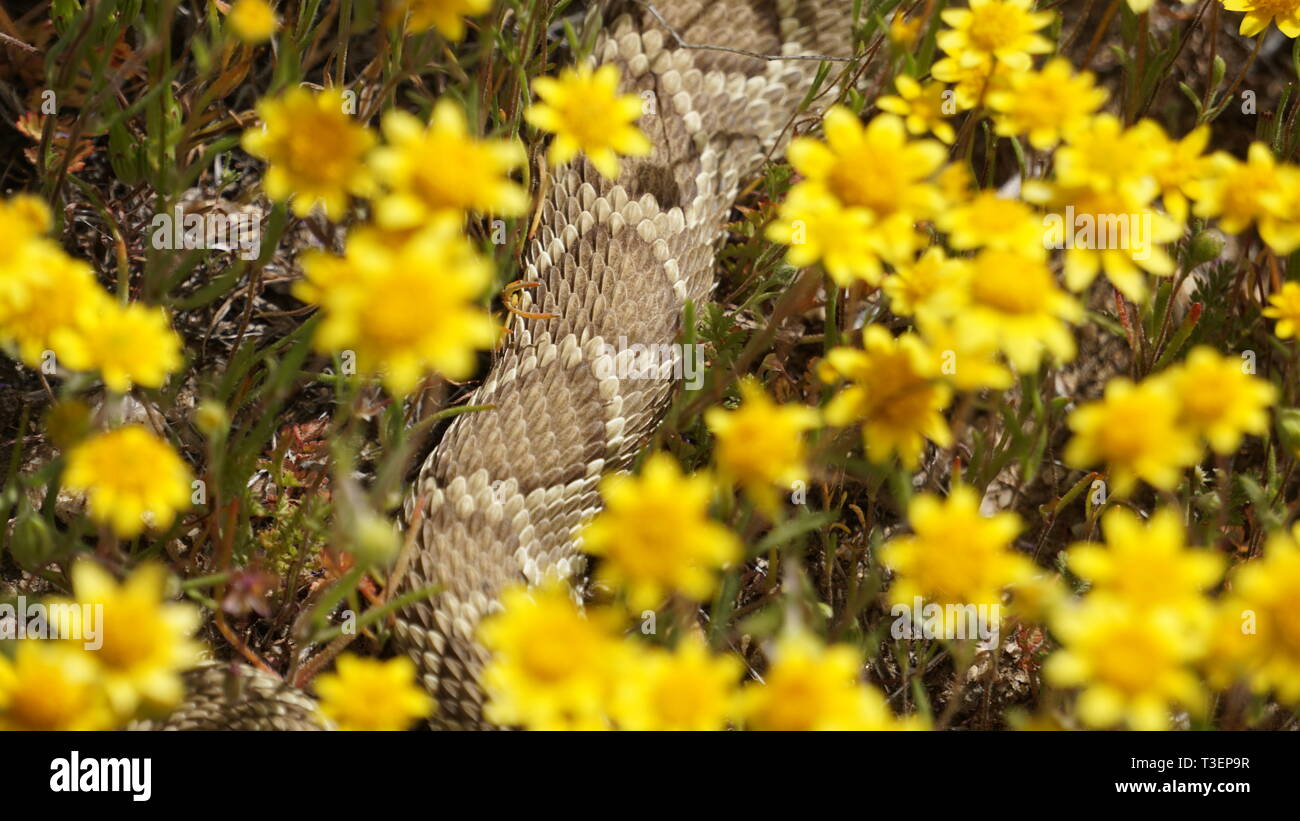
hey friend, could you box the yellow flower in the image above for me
[1202,595,1260,692]
[0,641,115,730]
[705,379,819,514]
[48,561,202,716]
[917,313,1015,391]
[822,325,952,468]
[889,13,924,48]
[227,0,279,43]
[1157,346,1277,454]
[1064,377,1201,496]
[582,453,740,609]
[610,637,741,731]
[765,182,880,285]
[0,193,52,268]
[1223,0,1300,37]
[883,247,970,324]
[1046,597,1205,730]
[1263,281,1300,338]
[1006,572,1070,624]
[479,582,621,730]
[786,109,946,263]
[1141,123,1211,224]
[295,219,499,396]
[959,248,1080,371]
[1066,508,1223,618]
[939,189,1045,255]
[371,100,528,229]
[59,302,183,393]
[742,631,922,730]
[1194,143,1300,255]
[0,243,110,368]
[1129,0,1196,11]
[987,58,1107,150]
[937,161,976,206]
[936,0,1054,71]
[315,655,434,730]
[931,52,1011,110]
[876,75,956,144]
[241,87,376,220]
[1222,525,1300,702]
[394,0,493,40]
[1053,114,1160,203]
[63,426,193,539]
[524,64,650,179]
[881,485,1033,612]
[1028,182,1181,302]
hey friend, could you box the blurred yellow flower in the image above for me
[1046,597,1205,730]
[1225,526,1300,702]
[1158,346,1277,454]
[936,0,1054,71]
[1202,596,1258,691]
[917,313,1015,391]
[315,655,434,730]
[939,190,1045,255]
[524,64,650,179]
[1007,572,1069,624]
[1195,143,1300,255]
[822,325,952,468]
[59,302,183,393]
[931,52,1010,110]
[582,453,740,609]
[395,0,493,40]
[705,379,819,514]
[1066,508,1223,618]
[0,193,52,267]
[1028,182,1181,302]
[610,637,740,731]
[961,247,1080,370]
[877,75,956,144]
[1223,0,1300,37]
[1141,122,1211,225]
[372,99,528,229]
[988,58,1107,150]
[1053,114,1160,203]
[295,220,499,395]
[881,485,1033,612]
[742,632,921,730]
[63,427,193,539]
[883,247,970,324]
[227,0,279,43]
[48,561,202,716]
[1262,280,1300,339]
[241,87,376,220]
[1064,377,1201,496]
[0,243,110,369]
[480,582,621,730]
[0,640,114,730]
[889,13,923,48]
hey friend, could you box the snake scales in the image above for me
[138,0,856,730]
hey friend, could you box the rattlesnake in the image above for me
[138,0,858,730]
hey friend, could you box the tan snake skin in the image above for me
[147,0,856,730]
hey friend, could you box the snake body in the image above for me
[146,0,854,730]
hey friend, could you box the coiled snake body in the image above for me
[143,0,854,730]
